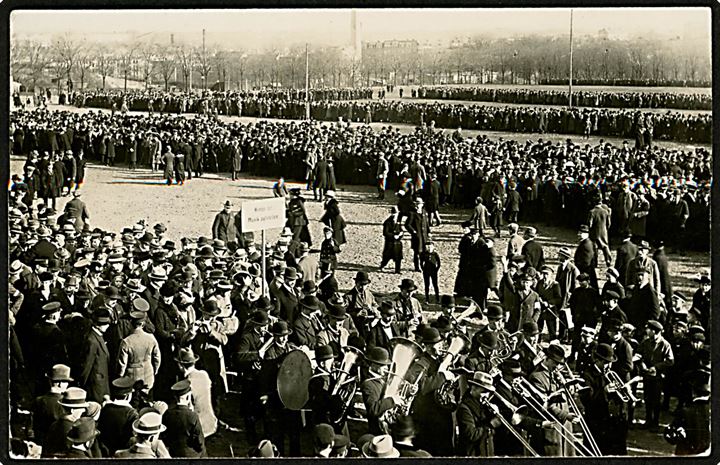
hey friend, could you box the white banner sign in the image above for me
[241,197,286,232]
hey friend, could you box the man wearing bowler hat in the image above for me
[345,271,377,337]
[579,343,629,455]
[33,364,73,446]
[361,347,401,435]
[392,278,424,335]
[58,417,100,458]
[275,267,300,325]
[318,297,352,356]
[79,308,112,403]
[233,309,270,443]
[404,197,430,272]
[574,224,599,290]
[528,343,579,456]
[29,301,67,393]
[291,295,323,349]
[366,301,402,353]
[390,414,431,457]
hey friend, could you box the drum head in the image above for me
[277,350,313,410]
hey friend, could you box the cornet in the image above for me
[604,370,640,403]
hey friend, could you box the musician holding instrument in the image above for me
[465,331,499,374]
[317,298,352,357]
[579,343,630,455]
[535,265,563,342]
[528,343,580,456]
[345,271,377,339]
[366,301,403,353]
[232,309,270,444]
[573,326,598,375]
[392,279,424,337]
[494,360,548,456]
[259,321,303,457]
[308,345,346,434]
[360,347,400,435]
[411,327,456,457]
[291,295,324,349]
[457,371,502,456]
[516,321,543,376]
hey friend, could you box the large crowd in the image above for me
[412,86,712,111]
[10,106,711,251]
[68,90,711,144]
[71,88,375,115]
[7,128,712,458]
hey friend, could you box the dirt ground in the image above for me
[9,103,709,457]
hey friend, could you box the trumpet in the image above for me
[604,370,641,403]
[481,393,539,457]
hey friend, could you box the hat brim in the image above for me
[174,354,200,364]
[467,380,496,391]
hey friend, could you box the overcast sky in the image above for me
[10,8,711,49]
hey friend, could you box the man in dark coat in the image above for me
[79,309,112,403]
[360,347,398,435]
[454,222,474,297]
[456,371,501,457]
[614,233,638,283]
[42,387,89,457]
[380,207,403,273]
[625,268,661,331]
[521,227,545,270]
[97,377,138,455]
[230,140,242,181]
[33,364,72,446]
[162,380,206,457]
[575,225,599,290]
[212,200,237,247]
[29,302,68,393]
[587,196,612,267]
[286,189,312,246]
[320,191,346,246]
[366,301,402,352]
[652,241,673,309]
[313,154,329,202]
[405,198,431,272]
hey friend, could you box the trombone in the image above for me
[556,365,601,456]
[484,391,540,457]
[508,377,596,457]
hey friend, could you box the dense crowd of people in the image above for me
[68,90,711,143]
[10,106,711,251]
[412,86,712,111]
[7,145,712,458]
[70,88,375,115]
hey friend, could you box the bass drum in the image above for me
[277,349,313,410]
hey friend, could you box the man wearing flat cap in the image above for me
[117,308,161,395]
[162,379,206,457]
[97,377,139,455]
[635,320,674,431]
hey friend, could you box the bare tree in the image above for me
[138,44,157,89]
[52,34,85,92]
[194,46,212,89]
[156,45,176,91]
[10,39,51,90]
[93,45,113,90]
[175,45,193,90]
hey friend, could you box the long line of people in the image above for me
[412,86,712,111]
[66,89,711,143]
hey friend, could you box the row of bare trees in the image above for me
[11,32,711,93]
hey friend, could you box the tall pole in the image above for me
[568,9,574,107]
[202,28,206,90]
[305,43,310,120]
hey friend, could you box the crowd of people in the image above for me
[412,86,712,111]
[7,143,712,457]
[10,106,711,251]
[68,90,711,143]
[70,88,375,115]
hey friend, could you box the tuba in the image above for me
[380,338,436,428]
[435,334,470,410]
[328,345,364,424]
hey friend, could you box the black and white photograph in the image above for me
[5,5,714,460]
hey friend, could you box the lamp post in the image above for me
[568,8,574,107]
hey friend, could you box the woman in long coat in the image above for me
[320,192,346,246]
